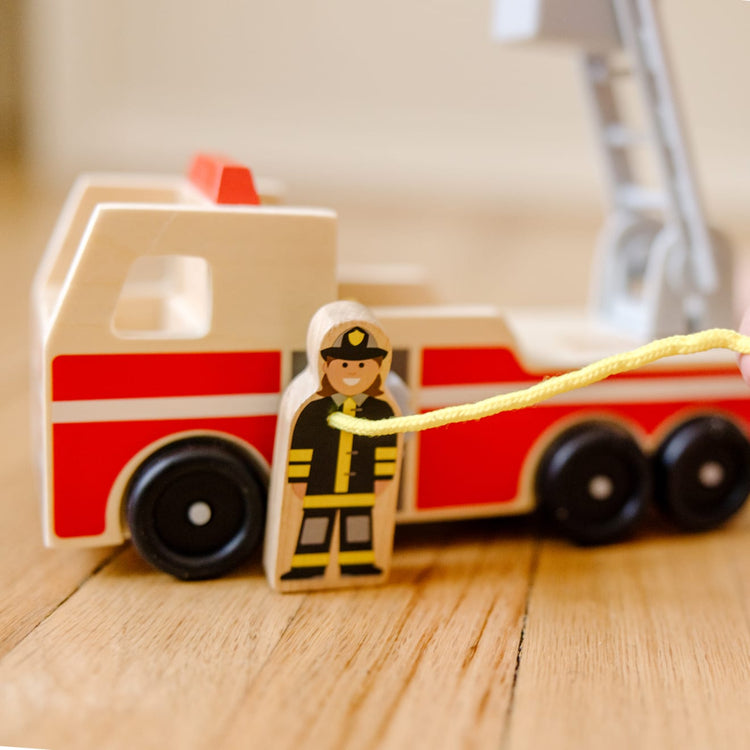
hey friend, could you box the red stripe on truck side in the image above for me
[52,351,281,401]
[421,347,534,387]
[415,398,750,512]
[420,347,739,388]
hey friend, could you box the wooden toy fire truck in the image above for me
[31,0,750,580]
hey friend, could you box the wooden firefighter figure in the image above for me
[264,300,403,591]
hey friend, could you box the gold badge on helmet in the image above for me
[348,329,365,347]
[321,326,388,361]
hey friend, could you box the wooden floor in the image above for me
[3,166,750,750]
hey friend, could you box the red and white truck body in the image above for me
[46,350,282,545]
[383,308,750,522]
[32,157,750,576]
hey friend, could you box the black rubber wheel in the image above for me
[126,436,267,580]
[536,421,651,545]
[654,416,750,531]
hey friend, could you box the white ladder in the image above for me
[585,0,731,338]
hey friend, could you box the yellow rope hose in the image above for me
[328,328,750,437]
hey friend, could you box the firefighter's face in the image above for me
[325,358,380,396]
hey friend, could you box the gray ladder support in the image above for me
[585,0,718,299]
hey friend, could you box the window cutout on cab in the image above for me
[111,255,212,339]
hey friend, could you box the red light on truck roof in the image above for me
[187,153,261,205]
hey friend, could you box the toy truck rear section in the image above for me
[32,157,337,578]
[379,307,750,544]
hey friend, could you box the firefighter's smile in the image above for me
[324,355,381,395]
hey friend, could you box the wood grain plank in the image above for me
[504,511,750,750]
[0,468,115,659]
[0,549,306,749]
[0,521,535,750]
[219,523,535,750]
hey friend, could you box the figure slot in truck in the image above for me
[31,0,750,581]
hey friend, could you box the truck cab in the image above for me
[32,155,337,578]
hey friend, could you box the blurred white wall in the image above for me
[0,0,21,155]
[19,1,750,309]
[22,1,750,213]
